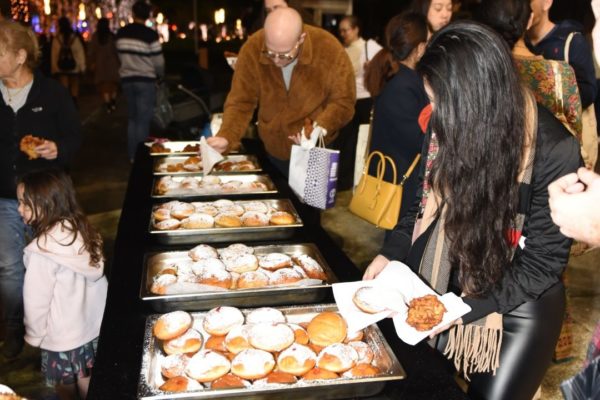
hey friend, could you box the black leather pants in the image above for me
[436,282,565,400]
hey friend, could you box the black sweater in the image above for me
[380,105,582,323]
[0,70,81,199]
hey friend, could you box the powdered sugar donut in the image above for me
[154,218,180,231]
[150,273,177,295]
[231,348,275,380]
[169,202,196,220]
[153,208,171,222]
[258,253,293,271]
[188,244,218,261]
[191,258,226,275]
[180,213,214,229]
[223,253,258,274]
[214,213,242,228]
[288,323,309,345]
[193,204,219,217]
[246,307,286,325]
[203,306,245,336]
[202,176,222,185]
[347,341,374,364]
[218,204,245,217]
[197,265,232,289]
[242,201,269,214]
[221,180,243,192]
[237,270,269,289]
[159,375,203,392]
[292,254,327,281]
[153,311,193,340]
[268,268,303,286]
[249,323,294,352]
[213,199,234,208]
[316,343,358,373]
[224,325,252,354]
[241,211,269,227]
[185,350,231,382]
[277,343,317,376]
[218,243,254,260]
[342,363,380,378]
[163,328,204,355]
[180,177,200,189]
[269,211,295,225]
[161,353,190,379]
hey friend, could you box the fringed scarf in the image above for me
[415,91,538,379]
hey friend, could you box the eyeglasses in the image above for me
[262,40,301,61]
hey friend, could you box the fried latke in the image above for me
[405,294,447,331]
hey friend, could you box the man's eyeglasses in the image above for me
[262,40,301,61]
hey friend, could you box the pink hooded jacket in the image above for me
[23,222,108,352]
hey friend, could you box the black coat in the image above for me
[0,70,81,199]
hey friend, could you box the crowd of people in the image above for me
[0,0,599,399]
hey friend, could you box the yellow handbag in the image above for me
[349,151,421,229]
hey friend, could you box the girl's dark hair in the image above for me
[410,0,432,17]
[58,16,73,39]
[18,169,104,268]
[364,12,428,97]
[416,21,525,296]
[96,18,112,45]
[474,0,531,49]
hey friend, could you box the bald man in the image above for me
[208,8,355,176]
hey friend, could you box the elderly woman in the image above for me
[364,21,581,399]
[0,20,81,359]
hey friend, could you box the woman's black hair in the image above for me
[96,17,112,45]
[474,0,531,49]
[58,16,73,41]
[416,20,525,296]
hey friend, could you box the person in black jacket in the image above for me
[363,21,581,399]
[0,20,81,359]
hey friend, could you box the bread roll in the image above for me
[306,312,347,347]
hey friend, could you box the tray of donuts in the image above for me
[149,199,302,245]
[153,155,261,175]
[137,304,406,399]
[140,243,338,312]
[148,141,244,156]
[152,174,276,198]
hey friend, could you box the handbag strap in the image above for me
[399,154,421,185]
[564,32,575,63]
[551,61,564,114]
[357,151,388,193]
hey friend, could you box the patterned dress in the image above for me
[515,56,582,142]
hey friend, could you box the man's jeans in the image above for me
[122,81,157,161]
[0,198,27,336]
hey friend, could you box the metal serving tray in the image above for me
[149,199,303,245]
[140,243,338,312]
[149,141,243,156]
[151,174,277,199]
[153,155,262,176]
[137,303,406,400]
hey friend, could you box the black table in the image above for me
[88,140,469,400]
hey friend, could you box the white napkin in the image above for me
[200,136,224,176]
[332,261,471,345]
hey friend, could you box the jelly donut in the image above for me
[203,306,244,336]
[277,343,317,376]
[153,311,193,341]
[316,343,358,373]
[248,323,294,352]
[163,328,203,355]
[246,307,286,325]
[230,348,275,380]
[185,350,231,383]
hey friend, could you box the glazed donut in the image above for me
[230,348,275,380]
[191,258,226,275]
[237,270,269,289]
[254,371,298,385]
[288,323,309,345]
[268,268,303,286]
[292,254,328,281]
[185,350,231,383]
[153,311,193,340]
[150,273,177,295]
[154,218,181,231]
[342,363,380,378]
[302,367,339,381]
[204,335,227,352]
[169,202,196,220]
[180,213,215,229]
[258,253,293,271]
[277,343,317,376]
[193,204,219,217]
[246,307,286,325]
[197,265,232,289]
[161,353,190,379]
[163,328,203,355]
[210,373,251,389]
[347,341,374,364]
[241,211,269,227]
[224,325,252,354]
[213,199,234,208]
[153,208,171,222]
[269,211,295,225]
[188,244,218,261]
[352,286,388,314]
[223,253,258,274]
[214,213,243,228]
[316,343,358,373]
[242,201,269,214]
[307,312,347,347]
[203,306,245,336]
[248,323,294,352]
[159,375,203,392]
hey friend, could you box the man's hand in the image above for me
[206,136,229,154]
[363,254,390,280]
[548,167,600,246]
[35,140,58,160]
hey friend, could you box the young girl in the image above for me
[17,168,107,400]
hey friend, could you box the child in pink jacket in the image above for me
[17,169,107,400]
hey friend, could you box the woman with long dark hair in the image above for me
[88,18,120,113]
[364,21,581,399]
[51,17,85,102]
[410,0,453,33]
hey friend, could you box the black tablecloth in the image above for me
[87,140,469,400]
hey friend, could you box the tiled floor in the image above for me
[0,84,598,400]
